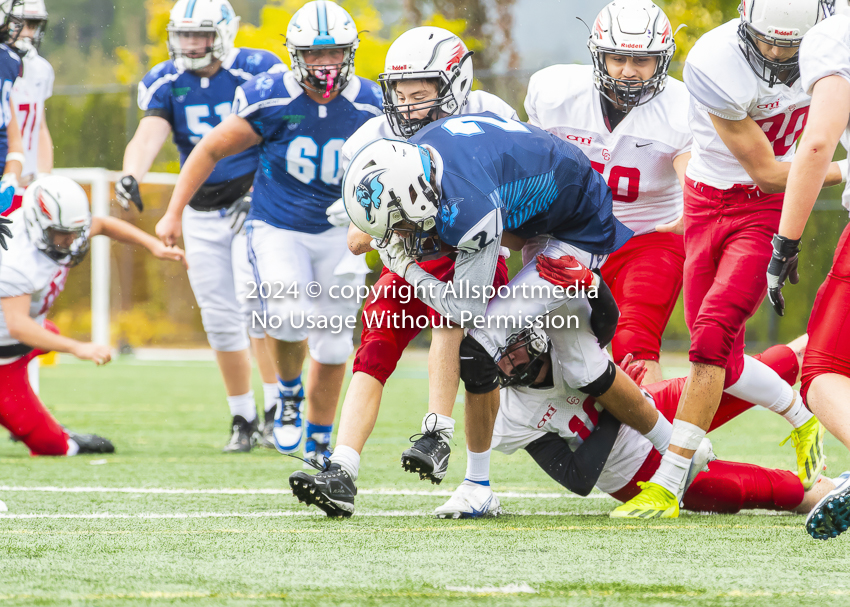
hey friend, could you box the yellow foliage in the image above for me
[146,0,174,68]
[112,308,183,347]
[114,46,143,86]
[660,0,730,79]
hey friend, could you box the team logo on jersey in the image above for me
[247,52,263,67]
[172,86,191,102]
[440,198,460,228]
[254,75,274,99]
[356,169,387,223]
[758,100,781,110]
[564,134,592,146]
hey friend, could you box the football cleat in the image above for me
[67,431,115,455]
[683,437,716,495]
[401,425,451,485]
[290,460,357,518]
[780,415,825,491]
[259,407,277,449]
[610,482,679,519]
[806,472,850,540]
[434,481,502,519]
[222,415,258,453]
[273,395,303,454]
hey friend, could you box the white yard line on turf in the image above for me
[0,486,609,499]
[0,510,612,520]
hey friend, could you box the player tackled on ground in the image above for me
[766,4,850,539]
[160,1,383,464]
[125,0,286,452]
[320,26,516,487]
[525,0,689,385]
[614,0,840,519]
[0,175,186,462]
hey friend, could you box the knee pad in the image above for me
[206,330,250,352]
[589,273,619,350]
[200,307,250,351]
[309,330,355,366]
[578,360,617,397]
[459,335,500,394]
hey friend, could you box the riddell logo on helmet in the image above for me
[565,134,592,145]
[773,29,794,36]
[620,43,644,49]
[391,65,410,71]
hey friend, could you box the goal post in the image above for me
[53,168,179,347]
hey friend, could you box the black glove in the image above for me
[0,216,12,251]
[115,175,144,212]
[225,193,251,233]
[766,234,801,317]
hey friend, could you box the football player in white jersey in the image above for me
[0,176,185,465]
[525,0,689,385]
[120,0,286,453]
[313,27,516,492]
[484,320,840,520]
[157,1,383,465]
[767,5,850,539]
[11,0,52,187]
[614,0,840,519]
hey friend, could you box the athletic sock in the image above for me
[465,448,491,486]
[422,413,455,441]
[651,450,691,496]
[643,413,672,455]
[66,438,79,457]
[330,445,360,480]
[278,375,304,400]
[305,422,333,451]
[780,392,814,429]
[227,391,256,423]
[263,382,280,413]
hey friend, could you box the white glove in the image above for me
[326,197,350,228]
[373,237,416,279]
[838,158,849,183]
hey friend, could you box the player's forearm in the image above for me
[405,245,499,327]
[122,132,163,182]
[5,313,81,355]
[92,216,160,252]
[778,152,833,240]
[3,105,22,179]
[37,120,53,174]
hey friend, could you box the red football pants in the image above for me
[353,255,510,385]
[601,230,685,363]
[609,344,804,512]
[0,324,68,456]
[801,221,850,402]
[683,180,783,387]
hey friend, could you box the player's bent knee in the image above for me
[206,330,250,352]
[577,360,617,397]
[309,334,354,366]
[459,335,500,395]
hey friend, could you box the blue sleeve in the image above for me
[137,62,176,118]
[233,73,290,138]
[436,172,502,251]
[356,78,383,112]
[235,48,287,76]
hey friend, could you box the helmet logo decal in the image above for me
[184,0,197,19]
[219,3,234,24]
[356,169,386,224]
[446,41,464,70]
[37,188,52,220]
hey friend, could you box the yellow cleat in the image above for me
[780,416,826,490]
[610,482,679,519]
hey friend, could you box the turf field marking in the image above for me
[0,485,608,499]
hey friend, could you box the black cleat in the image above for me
[290,461,356,518]
[401,417,451,485]
[222,415,258,453]
[259,407,276,449]
[67,431,115,454]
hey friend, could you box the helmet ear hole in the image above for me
[408,184,418,205]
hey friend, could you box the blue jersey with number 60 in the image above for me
[137,48,285,186]
[409,112,632,256]
[233,71,383,234]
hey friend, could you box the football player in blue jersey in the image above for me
[0,0,25,238]
[290,115,675,518]
[157,0,383,465]
[120,0,287,453]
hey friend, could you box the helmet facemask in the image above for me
[290,43,356,98]
[14,16,45,55]
[41,226,90,267]
[590,45,672,110]
[379,52,472,138]
[737,22,801,87]
[167,27,219,72]
[1,0,23,47]
[496,327,552,388]
[374,174,440,260]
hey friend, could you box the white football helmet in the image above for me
[12,0,46,55]
[0,0,23,46]
[23,175,92,266]
[495,326,552,388]
[588,0,676,110]
[286,1,359,98]
[166,0,240,72]
[343,138,442,258]
[738,0,833,87]
[378,27,474,138]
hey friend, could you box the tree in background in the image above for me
[659,0,738,77]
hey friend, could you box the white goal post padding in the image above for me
[53,168,179,346]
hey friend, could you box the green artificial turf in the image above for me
[1,354,848,606]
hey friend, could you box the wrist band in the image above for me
[839,158,849,183]
[5,152,24,165]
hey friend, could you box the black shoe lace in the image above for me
[286,452,333,472]
[408,412,450,452]
[280,396,302,424]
